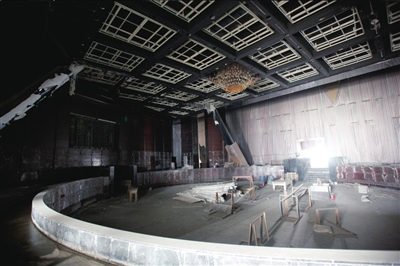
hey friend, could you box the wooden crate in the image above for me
[285,172,298,181]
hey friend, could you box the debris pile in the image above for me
[173,182,240,204]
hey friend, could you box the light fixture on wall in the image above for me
[209,62,259,93]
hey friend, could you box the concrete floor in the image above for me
[1,180,399,265]
[0,186,111,266]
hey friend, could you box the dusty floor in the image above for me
[1,181,399,265]
[0,186,110,266]
[72,181,400,250]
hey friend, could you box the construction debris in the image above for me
[361,195,371,203]
[173,182,237,203]
[173,193,204,204]
[208,204,232,216]
[357,184,369,194]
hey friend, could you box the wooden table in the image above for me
[272,179,292,191]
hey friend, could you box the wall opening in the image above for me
[297,138,329,168]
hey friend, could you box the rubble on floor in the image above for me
[173,182,242,204]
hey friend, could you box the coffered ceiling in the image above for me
[2,1,400,119]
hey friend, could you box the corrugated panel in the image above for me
[226,68,400,164]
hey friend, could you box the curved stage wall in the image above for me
[31,175,398,265]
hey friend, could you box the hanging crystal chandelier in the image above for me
[209,62,259,93]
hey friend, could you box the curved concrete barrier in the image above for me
[31,177,399,265]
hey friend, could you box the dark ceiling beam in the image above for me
[119,98,175,120]
[232,1,287,63]
[247,1,288,35]
[121,1,188,36]
[74,93,121,109]
[206,94,233,105]
[238,57,268,78]
[198,57,232,78]
[264,75,288,90]
[129,33,191,78]
[282,36,330,77]
[191,31,238,60]
[77,59,131,79]
[235,32,284,61]
[172,86,212,99]
[89,32,154,60]
[269,74,290,87]
[284,34,315,60]
[187,1,238,34]
[159,58,201,77]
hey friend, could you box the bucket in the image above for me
[259,176,266,187]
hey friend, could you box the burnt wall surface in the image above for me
[180,116,196,167]
[206,112,226,168]
[0,89,172,189]
[179,112,227,169]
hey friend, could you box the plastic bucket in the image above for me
[259,176,266,187]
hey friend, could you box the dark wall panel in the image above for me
[0,90,172,188]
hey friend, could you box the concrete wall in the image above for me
[42,176,109,214]
[31,176,399,265]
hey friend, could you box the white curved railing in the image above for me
[31,177,399,265]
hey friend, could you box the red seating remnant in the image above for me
[336,164,399,189]
[336,165,345,179]
[384,167,397,183]
[362,166,373,181]
[353,166,364,180]
[373,166,384,183]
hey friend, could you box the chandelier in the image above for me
[209,62,259,93]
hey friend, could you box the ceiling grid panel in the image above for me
[99,2,177,52]
[57,0,400,119]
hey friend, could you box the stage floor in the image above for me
[1,180,399,265]
[72,181,400,250]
